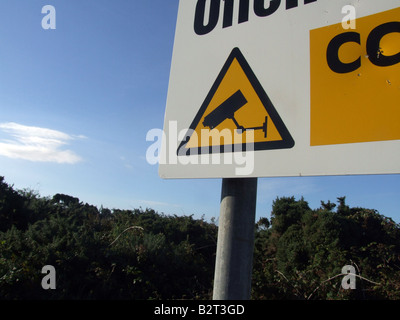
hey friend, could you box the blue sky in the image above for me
[0,0,399,223]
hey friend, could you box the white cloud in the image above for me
[0,122,84,164]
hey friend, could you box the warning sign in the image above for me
[310,7,400,146]
[160,0,400,179]
[177,48,294,155]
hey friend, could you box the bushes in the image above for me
[0,177,217,299]
[0,206,218,299]
[252,197,400,300]
[1,177,399,299]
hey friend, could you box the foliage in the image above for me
[0,176,217,299]
[1,176,399,299]
[252,196,400,299]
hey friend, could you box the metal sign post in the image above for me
[213,178,258,300]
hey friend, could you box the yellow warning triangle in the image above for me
[178,47,294,155]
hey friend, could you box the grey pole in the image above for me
[213,177,258,300]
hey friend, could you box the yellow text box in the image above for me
[310,7,400,146]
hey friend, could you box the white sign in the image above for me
[159,0,400,179]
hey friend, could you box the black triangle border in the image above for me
[177,47,295,155]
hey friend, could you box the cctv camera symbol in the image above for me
[202,90,268,138]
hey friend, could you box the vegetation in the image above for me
[0,176,399,299]
[253,196,400,299]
